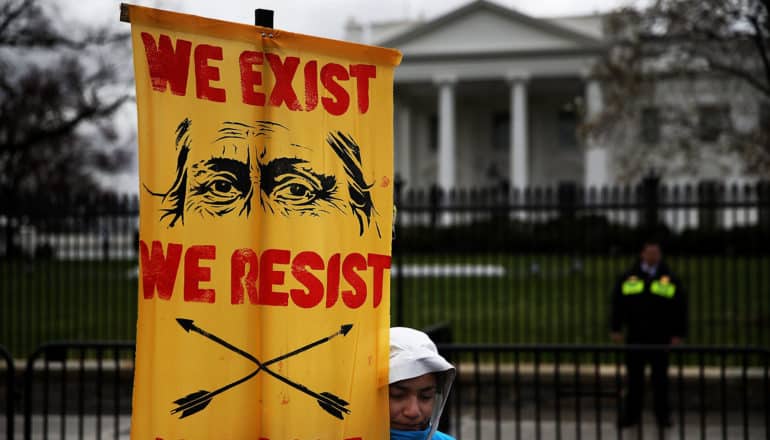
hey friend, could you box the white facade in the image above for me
[346,0,764,191]
[347,0,608,190]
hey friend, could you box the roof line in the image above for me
[378,0,604,48]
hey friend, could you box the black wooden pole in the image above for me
[255,9,274,28]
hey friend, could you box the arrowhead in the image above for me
[179,399,212,418]
[172,390,209,406]
[176,318,195,332]
[171,390,212,418]
[320,391,349,407]
[318,400,344,420]
[340,324,353,336]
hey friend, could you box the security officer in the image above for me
[610,239,687,429]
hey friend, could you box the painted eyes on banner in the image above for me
[274,176,325,205]
[212,179,236,195]
[260,158,340,215]
[195,173,245,203]
[187,158,253,217]
[185,155,340,218]
[148,118,379,236]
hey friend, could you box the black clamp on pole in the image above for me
[255,9,274,28]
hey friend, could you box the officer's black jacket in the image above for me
[610,260,688,344]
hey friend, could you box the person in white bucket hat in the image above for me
[389,327,456,440]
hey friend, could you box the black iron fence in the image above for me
[0,342,767,439]
[391,179,770,347]
[2,345,14,440]
[22,341,135,440]
[439,344,770,440]
[394,179,770,253]
[1,194,139,357]
[2,180,770,356]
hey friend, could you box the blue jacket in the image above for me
[391,427,455,440]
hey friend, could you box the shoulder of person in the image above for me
[620,263,643,279]
[431,431,456,440]
[657,261,679,277]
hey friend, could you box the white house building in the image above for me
[345,0,766,191]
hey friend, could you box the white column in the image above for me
[584,79,609,188]
[396,100,412,186]
[436,76,457,191]
[509,75,529,189]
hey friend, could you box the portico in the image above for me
[393,72,606,191]
[376,0,609,190]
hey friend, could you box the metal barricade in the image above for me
[1,344,15,440]
[439,344,770,440]
[12,341,770,439]
[23,341,135,440]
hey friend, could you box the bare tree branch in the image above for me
[0,0,133,200]
[748,15,770,94]
[584,0,770,179]
[0,0,32,40]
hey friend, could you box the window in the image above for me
[429,115,438,151]
[557,106,578,148]
[640,107,660,144]
[492,111,510,150]
[760,102,770,133]
[698,105,730,142]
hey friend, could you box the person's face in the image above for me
[389,373,437,431]
[641,243,662,267]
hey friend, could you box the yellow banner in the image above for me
[126,5,400,439]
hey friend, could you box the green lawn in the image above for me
[1,259,138,357]
[1,254,768,357]
[392,254,770,347]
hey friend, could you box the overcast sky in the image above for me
[64,0,636,40]
[55,0,637,194]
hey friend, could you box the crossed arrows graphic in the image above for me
[171,318,353,420]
